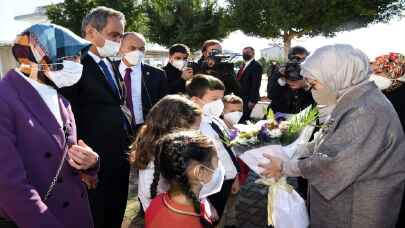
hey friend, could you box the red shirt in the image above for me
[145,193,210,228]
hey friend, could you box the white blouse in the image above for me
[16,69,62,127]
[138,160,169,211]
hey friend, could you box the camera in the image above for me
[206,49,230,65]
[278,56,303,81]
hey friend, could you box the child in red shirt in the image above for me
[145,130,223,228]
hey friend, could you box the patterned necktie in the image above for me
[124,67,135,124]
[98,60,118,95]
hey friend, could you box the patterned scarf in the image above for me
[12,23,90,75]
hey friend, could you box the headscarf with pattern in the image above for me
[12,23,90,75]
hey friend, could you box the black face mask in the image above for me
[243,54,252,61]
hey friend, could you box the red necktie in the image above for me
[124,68,135,124]
[236,63,245,81]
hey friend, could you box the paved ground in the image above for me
[122,169,270,228]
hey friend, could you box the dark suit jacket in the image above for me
[59,54,131,172]
[237,60,263,104]
[163,63,186,94]
[114,62,168,127]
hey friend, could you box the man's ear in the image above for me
[85,26,95,40]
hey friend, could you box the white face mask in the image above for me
[311,86,337,106]
[47,60,83,88]
[199,161,225,199]
[171,60,186,71]
[124,50,144,66]
[277,77,287,86]
[224,111,243,125]
[369,74,393,90]
[96,39,121,57]
[202,99,224,118]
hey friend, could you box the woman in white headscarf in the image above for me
[260,44,405,228]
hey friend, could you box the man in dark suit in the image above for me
[59,6,132,228]
[236,47,263,122]
[267,46,315,114]
[196,39,241,96]
[163,44,194,94]
[117,32,167,133]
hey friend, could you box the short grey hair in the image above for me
[81,6,126,37]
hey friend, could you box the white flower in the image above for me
[269,128,282,138]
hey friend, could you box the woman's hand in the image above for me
[259,153,283,180]
[68,140,99,170]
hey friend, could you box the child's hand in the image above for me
[231,177,240,194]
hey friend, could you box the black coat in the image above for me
[237,60,263,103]
[59,54,131,169]
[196,58,241,96]
[384,84,405,130]
[59,54,132,228]
[267,70,315,114]
[163,62,186,94]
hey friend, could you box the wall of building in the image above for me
[0,45,17,78]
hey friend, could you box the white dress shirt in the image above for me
[243,58,254,69]
[138,160,169,211]
[87,51,118,88]
[200,115,238,180]
[16,69,62,127]
[119,61,144,124]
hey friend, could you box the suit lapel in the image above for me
[141,64,152,110]
[9,71,65,150]
[84,55,121,101]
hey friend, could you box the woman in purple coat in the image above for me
[0,24,99,228]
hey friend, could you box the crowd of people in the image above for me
[0,5,405,228]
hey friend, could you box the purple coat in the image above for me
[0,70,94,228]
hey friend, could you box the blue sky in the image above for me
[1,0,404,59]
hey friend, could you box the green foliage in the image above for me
[144,0,232,51]
[281,105,319,145]
[287,105,319,135]
[46,0,147,36]
[227,0,405,54]
[266,107,275,121]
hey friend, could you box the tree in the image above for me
[144,0,231,51]
[46,0,147,36]
[227,0,405,58]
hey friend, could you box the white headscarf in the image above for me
[301,44,371,98]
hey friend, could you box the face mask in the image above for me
[311,86,337,106]
[202,99,224,118]
[47,60,83,88]
[124,50,144,66]
[278,77,287,86]
[199,161,225,199]
[242,54,252,61]
[369,74,393,90]
[224,111,243,125]
[171,60,186,71]
[96,39,120,57]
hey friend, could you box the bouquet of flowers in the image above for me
[229,106,318,228]
[227,105,319,155]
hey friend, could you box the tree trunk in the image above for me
[283,32,293,61]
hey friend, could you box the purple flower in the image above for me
[228,129,239,141]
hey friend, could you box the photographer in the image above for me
[163,44,195,94]
[196,39,241,95]
[267,46,315,114]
